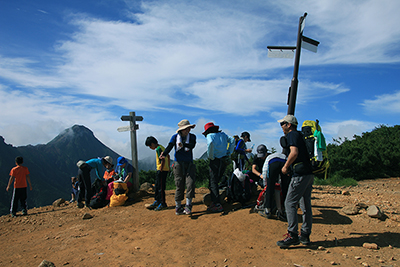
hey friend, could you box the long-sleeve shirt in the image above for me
[86,158,103,180]
[163,133,196,162]
[262,153,287,186]
[235,138,248,160]
[206,132,235,160]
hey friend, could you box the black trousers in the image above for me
[77,165,93,206]
[10,187,27,214]
[265,161,291,210]
[209,157,228,204]
[155,171,168,204]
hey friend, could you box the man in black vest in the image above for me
[276,115,314,248]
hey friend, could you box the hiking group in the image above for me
[7,115,327,249]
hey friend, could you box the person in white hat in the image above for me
[159,119,197,215]
[276,114,314,248]
[75,156,113,208]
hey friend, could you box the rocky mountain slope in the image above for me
[0,125,121,215]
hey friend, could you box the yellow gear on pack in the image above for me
[301,120,330,179]
[109,182,129,207]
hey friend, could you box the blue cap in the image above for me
[117,156,128,166]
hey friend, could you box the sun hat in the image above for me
[256,144,268,158]
[277,115,298,126]
[176,119,196,133]
[76,160,86,168]
[117,156,128,166]
[103,156,113,165]
[241,131,251,142]
[202,122,219,136]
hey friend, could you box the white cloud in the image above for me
[361,90,400,114]
[323,120,378,143]
[1,0,399,161]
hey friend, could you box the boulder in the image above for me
[52,198,65,207]
[363,242,379,250]
[342,190,351,195]
[342,205,359,215]
[140,182,153,191]
[38,260,56,267]
[82,213,93,220]
[367,205,383,218]
[356,202,368,209]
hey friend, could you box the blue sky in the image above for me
[1,0,399,160]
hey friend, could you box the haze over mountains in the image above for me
[0,125,155,215]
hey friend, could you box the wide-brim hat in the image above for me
[202,122,219,135]
[76,160,86,168]
[103,156,113,165]
[277,114,298,126]
[176,119,196,133]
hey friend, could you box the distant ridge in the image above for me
[0,125,121,215]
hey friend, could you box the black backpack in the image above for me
[301,120,330,178]
[89,185,108,209]
[227,171,252,205]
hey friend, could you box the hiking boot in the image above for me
[77,202,84,209]
[147,201,159,210]
[299,232,311,246]
[69,199,75,203]
[11,213,16,218]
[22,209,28,216]
[207,203,223,213]
[175,206,184,215]
[258,210,273,219]
[277,232,300,248]
[154,203,168,211]
[276,210,287,221]
[183,205,192,215]
[253,205,264,212]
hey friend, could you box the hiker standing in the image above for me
[203,122,235,213]
[276,115,314,248]
[145,136,171,211]
[6,156,32,217]
[234,132,252,171]
[160,119,196,215]
[76,156,113,209]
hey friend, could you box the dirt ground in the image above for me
[1,177,399,267]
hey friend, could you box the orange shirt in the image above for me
[103,169,116,180]
[9,165,30,188]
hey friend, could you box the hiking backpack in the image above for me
[227,169,252,205]
[301,120,330,178]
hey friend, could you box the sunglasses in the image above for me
[280,121,288,126]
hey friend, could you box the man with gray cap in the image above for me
[250,144,269,188]
[276,115,314,248]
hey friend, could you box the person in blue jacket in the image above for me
[76,156,113,208]
[203,122,235,213]
[234,131,253,170]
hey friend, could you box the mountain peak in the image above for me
[48,125,93,145]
